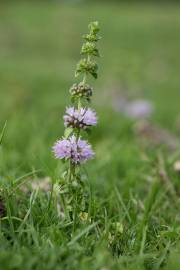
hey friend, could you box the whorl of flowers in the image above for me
[53,135,94,164]
[63,107,97,129]
[70,82,93,102]
[53,21,100,165]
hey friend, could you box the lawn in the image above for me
[0,1,180,269]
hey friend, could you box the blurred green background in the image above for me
[0,1,180,269]
[0,0,180,174]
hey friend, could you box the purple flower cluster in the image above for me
[52,22,101,166]
[53,135,94,164]
[63,107,97,129]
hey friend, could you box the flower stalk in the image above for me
[53,21,101,220]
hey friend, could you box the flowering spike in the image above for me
[75,21,100,81]
[52,21,101,219]
[53,21,100,162]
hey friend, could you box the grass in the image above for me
[0,1,180,269]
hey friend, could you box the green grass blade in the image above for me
[0,121,7,146]
[68,222,98,246]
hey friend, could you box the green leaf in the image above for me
[64,127,73,138]
[70,96,76,103]
[89,21,100,34]
[85,128,91,135]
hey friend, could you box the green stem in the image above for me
[82,73,87,85]
[78,98,81,111]
[68,161,73,184]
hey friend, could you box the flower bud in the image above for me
[88,21,100,35]
[81,42,99,57]
[69,82,93,101]
[83,33,100,42]
[75,59,98,79]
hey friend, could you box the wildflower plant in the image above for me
[53,22,101,221]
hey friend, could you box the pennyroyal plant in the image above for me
[53,21,101,220]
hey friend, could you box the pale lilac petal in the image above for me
[63,107,97,129]
[52,135,94,164]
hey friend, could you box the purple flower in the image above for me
[63,107,97,129]
[125,100,153,119]
[52,135,94,164]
